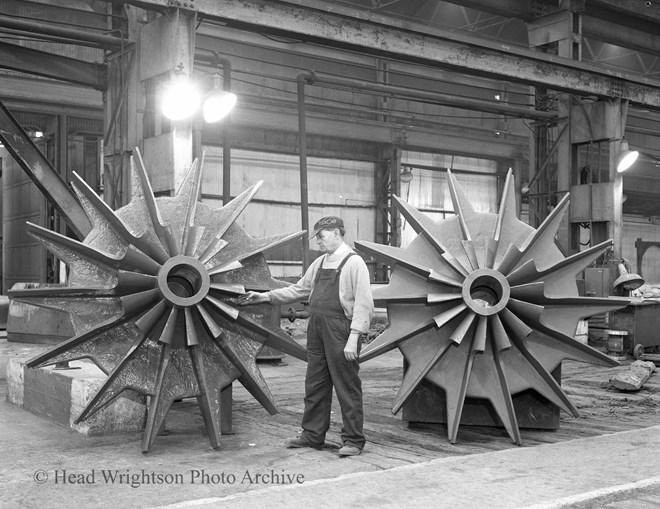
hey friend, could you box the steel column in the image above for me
[297,74,311,271]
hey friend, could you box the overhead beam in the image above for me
[114,0,660,110]
[229,105,525,160]
[0,75,102,117]
[0,15,127,49]
[437,0,660,57]
[0,41,106,90]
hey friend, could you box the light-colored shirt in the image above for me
[267,242,374,334]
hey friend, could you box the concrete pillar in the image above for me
[104,7,196,202]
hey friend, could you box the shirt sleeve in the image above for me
[345,256,374,334]
[267,258,319,305]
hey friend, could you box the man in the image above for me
[238,216,374,457]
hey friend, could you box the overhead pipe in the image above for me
[300,71,556,121]
[0,16,128,50]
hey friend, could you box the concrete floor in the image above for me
[2,330,660,509]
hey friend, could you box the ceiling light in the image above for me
[203,74,237,123]
[400,166,414,183]
[616,139,639,173]
[161,67,201,121]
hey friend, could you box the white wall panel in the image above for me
[400,151,498,247]
[201,147,376,270]
[622,216,660,284]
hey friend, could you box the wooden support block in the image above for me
[609,361,656,391]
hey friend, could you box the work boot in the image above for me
[337,444,362,457]
[285,437,323,450]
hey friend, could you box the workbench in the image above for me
[609,298,660,358]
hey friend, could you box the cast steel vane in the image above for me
[18,149,307,452]
[356,169,628,444]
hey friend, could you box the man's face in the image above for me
[315,229,342,253]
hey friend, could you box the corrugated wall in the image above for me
[1,148,47,292]
[201,146,375,278]
[400,151,498,248]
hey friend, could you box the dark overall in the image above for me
[300,253,365,450]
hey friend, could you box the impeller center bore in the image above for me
[461,268,510,316]
[158,255,210,307]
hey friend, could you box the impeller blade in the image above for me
[510,281,630,314]
[233,231,306,262]
[131,148,178,256]
[391,335,453,414]
[446,169,476,242]
[157,306,179,345]
[207,260,243,276]
[197,304,278,414]
[142,345,201,453]
[356,241,434,280]
[491,345,522,445]
[205,295,239,320]
[27,222,119,284]
[507,240,613,296]
[197,181,263,261]
[198,238,228,265]
[116,270,158,295]
[236,313,307,361]
[190,345,228,449]
[184,226,206,258]
[500,310,579,417]
[373,270,460,304]
[506,299,618,366]
[26,314,126,371]
[490,314,512,351]
[177,157,203,254]
[142,344,174,452]
[427,292,463,304]
[75,334,161,424]
[391,194,468,277]
[461,240,479,271]
[26,294,164,371]
[184,307,199,346]
[210,283,246,295]
[487,169,517,269]
[447,317,486,443]
[433,303,468,328]
[449,311,476,344]
[72,172,169,264]
[360,305,438,362]
[497,193,570,275]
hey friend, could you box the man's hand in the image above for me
[344,332,360,361]
[237,291,271,305]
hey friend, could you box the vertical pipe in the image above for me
[297,73,311,271]
[222,60,232,205]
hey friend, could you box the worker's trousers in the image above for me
[300,312,365,449]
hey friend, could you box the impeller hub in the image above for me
[158,255,210,307]
[462,268,510,316]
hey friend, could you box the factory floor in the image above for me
[2,328,660,509]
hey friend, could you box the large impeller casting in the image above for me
[356,170,628,444]
[18,149,307,452]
